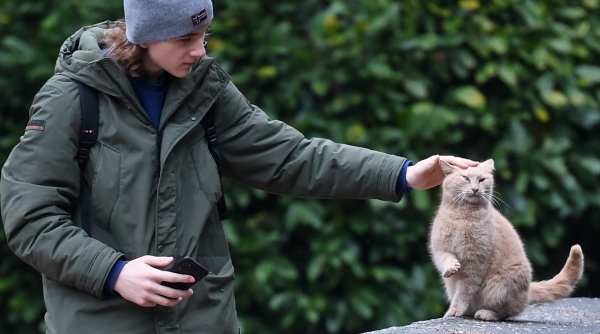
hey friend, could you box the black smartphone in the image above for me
[161,256,209,290]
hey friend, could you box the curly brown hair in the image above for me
[103,21,147,79]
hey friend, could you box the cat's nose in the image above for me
[472,188,478,194]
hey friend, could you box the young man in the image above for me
[0,0,477,333]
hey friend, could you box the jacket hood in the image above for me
[55,21,120,93]
[55,20,214,99]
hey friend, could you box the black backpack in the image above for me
[75,82,228,236]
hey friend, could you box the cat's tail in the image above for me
[528,244,584,304]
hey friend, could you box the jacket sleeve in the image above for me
[214,81,407,202]
[0,81,124,298]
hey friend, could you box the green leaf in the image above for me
[579,156,600,175]
[310,80,328,96]
[402,78,428,99]
[547,38,573,54]
[269,292,294,309]
[304,308,320,323]
[456,49,477,69]
[452,85,486,109]
[541,90,569,108]
[541,156,568,176]
[575,65,600,85]
[284,202,324,229]
[583,0,599,8]
[556,7,587,20]
[366,61,394,79]
[349,293,373,319]
[307,256,325,282]
[487,36,508,54]
[498,65,518,87]
[325,302,347,333]
[542,223,565,247]
[475,62,497,83]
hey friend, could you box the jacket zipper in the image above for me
[155,130,163,177]
[98,62,164,178]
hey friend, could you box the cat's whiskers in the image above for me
[487,194,502,211]
[481,191,493,207]
[452,190,471,209]
[449,189,465,210]
[491,192,513,212]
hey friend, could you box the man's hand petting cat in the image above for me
[406,155,479,190]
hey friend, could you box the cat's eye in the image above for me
[462,176,469,181]
[479,178,486,182]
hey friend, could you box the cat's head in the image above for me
[439,159,495,206]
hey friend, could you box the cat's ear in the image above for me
[482,159,495,172]
[440,160,457,175]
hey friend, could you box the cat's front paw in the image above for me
[474,309,500,321]
[444,306,463,318]
[443,260,461,278]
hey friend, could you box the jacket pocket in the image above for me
[91,144,121,231]
[188,138,222,204]
[179,258,239,334]
[43,276,155,334]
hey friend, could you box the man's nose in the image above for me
[190,39,206,57]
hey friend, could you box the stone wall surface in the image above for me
[362,298,600,334]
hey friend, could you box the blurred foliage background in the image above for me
[1,0,599,333]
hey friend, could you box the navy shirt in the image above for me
[130,76,167,129]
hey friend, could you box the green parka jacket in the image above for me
[0,21,407,334]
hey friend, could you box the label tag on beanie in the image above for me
[191,9,208,26]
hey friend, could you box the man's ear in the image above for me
[440,160,456,175]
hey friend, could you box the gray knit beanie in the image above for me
[124,0,213,44]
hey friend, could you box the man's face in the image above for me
[140,25,209,78]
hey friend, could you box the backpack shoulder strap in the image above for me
[76,81,99,167]
[75,81,99,235]
[200,108,229,221]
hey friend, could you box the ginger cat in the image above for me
[428,159,584,321]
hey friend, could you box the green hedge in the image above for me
[1,0,599,333]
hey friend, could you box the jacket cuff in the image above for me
[103,259,127,295]
[396,160,413,195]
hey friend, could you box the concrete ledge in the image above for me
[363,298,600,334]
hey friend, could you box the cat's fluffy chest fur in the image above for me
[428,159,583,321]
[431,207,498,268]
